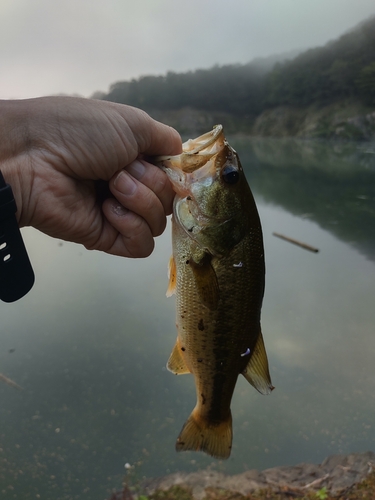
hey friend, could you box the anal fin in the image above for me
[242,330,274,395]
[167,338,190,375]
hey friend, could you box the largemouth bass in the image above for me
[154,125,273,459]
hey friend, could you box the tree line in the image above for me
[98,16,375,115]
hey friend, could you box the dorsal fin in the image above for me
[242,330,274,395]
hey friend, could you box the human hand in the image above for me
[0,96,182,257]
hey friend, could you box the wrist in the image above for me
[0,100,33,225]
[0,170,35,302]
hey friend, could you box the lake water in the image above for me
[1,138,375,499]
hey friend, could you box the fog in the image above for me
[1,0,375,99]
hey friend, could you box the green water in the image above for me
[1,138,375,499]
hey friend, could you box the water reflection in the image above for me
[0,139,375,498]
[232,137,375,260]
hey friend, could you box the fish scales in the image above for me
[174,223,264,420]
[153,125,273,459]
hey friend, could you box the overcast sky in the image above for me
[1,0,375,100]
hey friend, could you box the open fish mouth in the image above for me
[153,125,240,224]
[154,125,226,174]
[179,124,224,158]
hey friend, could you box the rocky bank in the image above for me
[252,101,375,141]
[148,100,375,140]
[142,451,375,500]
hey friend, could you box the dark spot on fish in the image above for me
[186,260,190,264]
[188,227,194,232]
[187,196,192,200]
[201,393,206,405]
[181,347,186,352]
[197,358,203,363]
[198,319,204,331]
[181,314,185,318]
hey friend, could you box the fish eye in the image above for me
[221,164,240,184]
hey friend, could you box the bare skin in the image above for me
[0,96,182,258]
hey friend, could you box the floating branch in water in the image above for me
[273,232,319,253]
[0,373,23,390]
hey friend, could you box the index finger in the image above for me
[115,105,183,157]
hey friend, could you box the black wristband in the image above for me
[0,171,34,302]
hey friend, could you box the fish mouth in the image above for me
[154,126,236,246]
[154,125,225,175]
[153,125,235,224]
[180,124,224,160]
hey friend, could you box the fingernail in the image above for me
[111,202,128,216]
[127,160,146,180]
[114,170,136,195]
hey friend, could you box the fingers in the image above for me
[99,159,175,258]
[109,159,174,237]
[101,200,155,258]
[116,104,182,157]
[125,159,175,220]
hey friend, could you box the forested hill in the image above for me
[97,16,375,138]
[265,16,375,108]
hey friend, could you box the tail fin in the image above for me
[176,408,232,459]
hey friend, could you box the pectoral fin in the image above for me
[189,254,219,311]
[167,338,190,375]
[166,255,177,297]
[242,330,274,395]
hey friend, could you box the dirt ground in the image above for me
[139,451,375,500]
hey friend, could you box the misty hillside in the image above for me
[99,17,374,110]
[265,15,375,107]
[97,16,375,138]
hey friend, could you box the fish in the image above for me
[154,125,273,460]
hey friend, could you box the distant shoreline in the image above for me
[147,101,375,141]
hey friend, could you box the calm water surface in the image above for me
[1,138,375,499]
